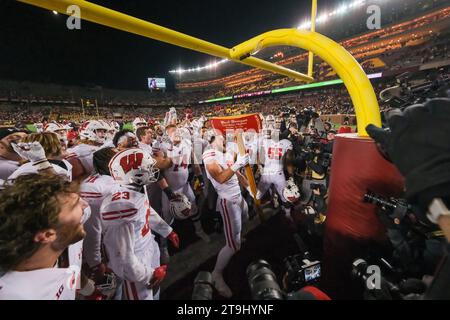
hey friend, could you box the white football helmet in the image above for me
[283,178,301,203]
[265,115,275,129]
[79,120,109,144]
[132,117,147,131]
[103,120,118,141]
[96,272,118,300]
[109,148,159,185]
[169,194,193,220]
[111,121,120,132]
[44,121,66,133]
[44,121,69,146]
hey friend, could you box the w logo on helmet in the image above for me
[120,153,143,173]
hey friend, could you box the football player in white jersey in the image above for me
[66,120,109,177]
[135,126,154,155]
[100,120,119,149]
[159,125,209,244]
[0,128,28,180]
[202,129,250,298]
[196,126,218,212]
[152,125,166,153]
[257,125,293,218]
[135,125,172,170]
[79,147,119,281]
[43,121,70,151]
[100,148,178,300]
[0,174,91,300]
[8,133,73,182]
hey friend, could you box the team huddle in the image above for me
[0,109,307,300]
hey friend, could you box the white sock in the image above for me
[212,271,232,298]
[213,246,235,274]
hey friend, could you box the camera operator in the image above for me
[362,190,445,280]
[301,142,330,202]
[282,122,306,183]
[280,121,300,141]
[279,106,317,136]
[366,97,450,299]
[280,122,330,200]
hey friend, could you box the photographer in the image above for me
[366,97,450,299]
[281,121,301,143]
[300,183,328,237]
[280,106,316,137]
[301,142,330,202]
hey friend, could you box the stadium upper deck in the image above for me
[174,2,450,92]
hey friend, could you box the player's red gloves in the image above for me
[148,265,167,289]
[167,231,180,249]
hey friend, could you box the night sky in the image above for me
[0,0,341,90]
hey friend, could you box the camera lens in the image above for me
[246,260,284,300]
[192,271,214,300]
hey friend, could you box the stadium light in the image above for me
[336,5,347,15]
[317,13,328,23]
[297,0,365,29]
[169,58,229,74]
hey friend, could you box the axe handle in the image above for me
[236,132,263,221]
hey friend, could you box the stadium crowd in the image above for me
[0,76,407,127]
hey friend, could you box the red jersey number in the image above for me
[268,147,282,160]
[111,192,130,202]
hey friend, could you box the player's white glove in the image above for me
[12,141,52,171]
[231,154,249,172]
[12,141,46,162]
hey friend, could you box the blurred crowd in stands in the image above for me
[0,78,407,127]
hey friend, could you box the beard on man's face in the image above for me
[51,223,86,251]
